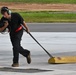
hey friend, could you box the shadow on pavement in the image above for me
[0,67,53,73]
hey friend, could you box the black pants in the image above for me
[10,29,30,63]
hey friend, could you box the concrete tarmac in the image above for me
[0,23,76,75]
[27,23,76,32]
[0,32,76,75]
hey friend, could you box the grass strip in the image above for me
[19,11,76,23]
[0,0,76,4]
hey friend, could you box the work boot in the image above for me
[26,53,31,64]
[11,63,19,67]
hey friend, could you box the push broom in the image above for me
[21,24,76,64]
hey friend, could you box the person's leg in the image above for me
[14,29,30,57]
[19,47,30,57]
[19,47,31,64]
[10,30,31,67]
[10,36,20,67]
[17,30,31,64]
[10,30,23,66]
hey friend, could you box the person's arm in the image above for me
[22,21,30,33]
[17,13,30,33]
[0,21,8,32]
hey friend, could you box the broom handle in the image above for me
[21,24,53,58]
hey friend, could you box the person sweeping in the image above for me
[0,6,31,67]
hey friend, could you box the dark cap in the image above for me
[1,7,9,14]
